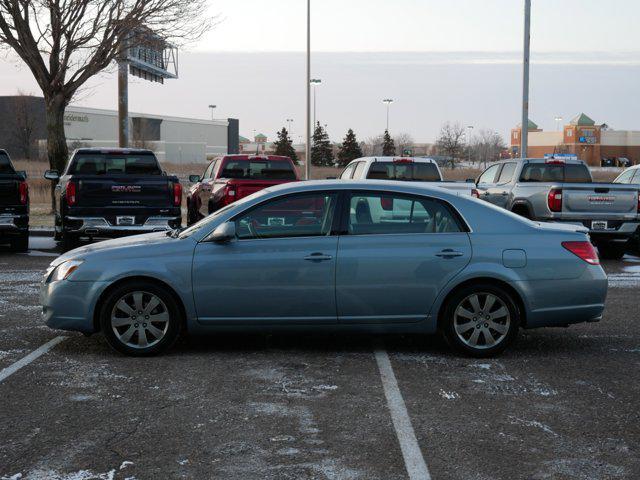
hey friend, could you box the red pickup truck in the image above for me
[187,154,299,225]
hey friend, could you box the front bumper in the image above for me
[64,215,181,237]
[0,214,29,236]
[41,278,109,334]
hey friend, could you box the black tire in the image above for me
[441,283,520,358]
[596,242,626,260]
[60,232,78,252]
[511,205,532,220]
[99,280,182,356]
[9,232,29,252]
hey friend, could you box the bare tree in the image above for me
[13,92,36,159]
[393,132,414,156]
[362,134,384,156]
[436,122,466,168]
[0,0,211,177]
[470,128,506,167]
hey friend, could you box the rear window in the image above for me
[366,161,441,181]
[69,152,162,175]
[0,152,15,175]
[519,163,591,183]
[220,160,296,180]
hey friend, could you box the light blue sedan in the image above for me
[41,180,608,357]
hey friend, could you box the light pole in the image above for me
[208,104,217,121]
[554,116,563,131]
[467,125,474,164]
[383,99,394,132]
[310,79,322,130]
[286,118,294,135]
[521,0,531,159]
[305,0,311,180]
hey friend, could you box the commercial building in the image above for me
[0,95,239,164]
[511,113,640,166]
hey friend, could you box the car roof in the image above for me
[74,147,154,154]
[348,156,436,165]
[218,154,292,161]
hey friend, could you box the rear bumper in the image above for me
[0,214,29,236]
[518,265,608,328]
[63,215,181,237]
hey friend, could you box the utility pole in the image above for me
[305,0,311,180]
[117,54,129,148]
[209,104,217,121]
[383,99,394,132]
[521,0,531,159]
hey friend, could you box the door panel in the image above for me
[193,237,338,324]
[336,234,471,323]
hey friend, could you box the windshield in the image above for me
[220,160,296,180]
[68,153,162,175]
[366,162,441,181]
[0,152,15,175]
[519,163,591,183]
[178,189,269,239]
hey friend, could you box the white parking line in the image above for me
[374,341,431,480]
[0,336,66,383]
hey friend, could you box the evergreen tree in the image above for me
[272,127,299,164]
[337,129,363,167]
[382,129,396,156]
[310,122,334,167]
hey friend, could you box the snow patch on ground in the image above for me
[509,416,558,436]
[439,389,459,400]
[607,264,640,288]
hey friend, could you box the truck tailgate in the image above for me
[0,178,19,205]
[232,180,292,200]
[562,184,638,215]
[76,176,172,208]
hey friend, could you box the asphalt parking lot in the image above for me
[1,237,639,480]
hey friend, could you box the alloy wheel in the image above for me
[110,291,170,349]
[453,292,511,350]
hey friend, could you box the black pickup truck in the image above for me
[0,149,29,252]
[45,148,182,249]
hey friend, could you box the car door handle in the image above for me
[304,252,333,262]
[435,249,464,259]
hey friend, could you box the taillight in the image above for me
[548,188,563,212]
[562,241,599,265]
[173,183,182,206]
[223,185,236,205]
[471,188,480,199]
[65,182,76,206]
[18,181,28,205]
[380,197,394,211]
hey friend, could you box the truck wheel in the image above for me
[511,205,532,220]
[99,280,182,356]
[60,232,79,252]
[441,284,520,358]
[596,242,626,260]
[9,232,29,252]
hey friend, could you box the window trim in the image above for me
[339,189,470,237]
[230,190,344,241]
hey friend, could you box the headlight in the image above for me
[48,260,84,282]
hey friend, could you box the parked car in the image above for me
[44,148,182,250]
[0,149,29,252]
[42,180,607,357]
[339,157,475,195]
[613,164,640,253]
[187,154,299,225]
[474,157,640,259]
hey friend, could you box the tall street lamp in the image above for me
[554,116,563,131]
[383,99,394,132]
[208,104,217,121]
[286,118,294,135]
[521,0,531,158]
[305,0,311,180]
[310,79,322,130]
[467,125,474,164]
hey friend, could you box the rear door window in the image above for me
[614,169,636,184]
[477,164,501,184]
[220,160,296,180]
[340,163,357,179]
[347,192,464,235]
[69,153,162,175]
[497,163,516,183]
[520,163,591,183]
[353,162,367,179]
[0,152,15,175]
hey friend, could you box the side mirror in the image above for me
[16,170,27,179]
[189,174,201,183]
[44,170,60,181]
[209,222,236,243]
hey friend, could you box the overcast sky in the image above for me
[1,0,639,144]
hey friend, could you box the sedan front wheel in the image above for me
[99,281,182,356]
[442,284,520,357]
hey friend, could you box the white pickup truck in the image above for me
[338,157,475,196]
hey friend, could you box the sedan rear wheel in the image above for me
[442,284,520,357]
[100,281,181,356]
